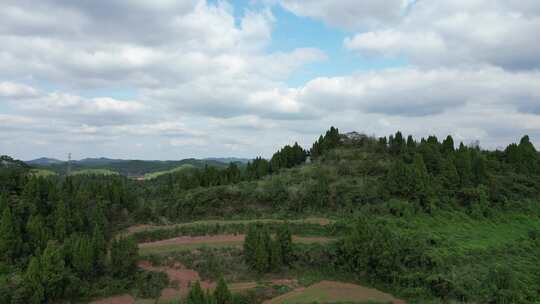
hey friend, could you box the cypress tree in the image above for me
[0,207,22,263]
[53,200,68,241]
[269,238,283,272]
[276,225,293,266]
[0,192,7,214]
[72,236,93,277]
[25,256,45,304]
[91,224,107,275]
[40,241,66,300]
[214,277,232,304]
[110,237,138,277]
[186,281,206,304]
[442,135,455,154]
[26,214,50,254]
[243,225,257,267]
[254,236,269,273]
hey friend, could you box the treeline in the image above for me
[0,167,141,303]
[381,131,540,214]
[149,142,308,201]
[243,225,293,273]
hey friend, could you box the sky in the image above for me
[1,0,540,160]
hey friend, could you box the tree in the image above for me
[254,239,269,274]
[214,277,232,304]
[412,154,434,211]
[26,214,50,254]
[110,237,138,277]
[53,200,69,241]
[40,241,66,300]
[269,238,283,271]
[0,192,7,214]
[25,256,45,304]
[276,225,293,266]
[243,225,258,267]
[91,224,107,276]
[455,144,473,187]
[71,235,94,277]
[0,207,22,263]
[442,135,455,154]
[186,281,206,304]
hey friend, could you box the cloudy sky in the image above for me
[1,0,540,160]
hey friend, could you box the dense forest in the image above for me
[1,127,539,303]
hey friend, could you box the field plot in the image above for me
[139,234,335,255]
[265,281,405,304]
[126,217,334,235]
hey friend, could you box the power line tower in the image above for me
[67,152,72,176]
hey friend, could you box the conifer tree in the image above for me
[243,225,257,267]
[254,236,269,273]
[91,224,107,275]
[0,207,22,263]
[72,236,94,277]
[40,241,66,300]
[53,200,68,241]
[276,225,293,266]
[455,144,473,187]
[27,214,50,254]
[214,277,232,304]
[442,135,455,154]
[25,256,45,304]
[186,281,206,304]
[269,238,283,271]
[0,192,7,214]
[110,237,138,277]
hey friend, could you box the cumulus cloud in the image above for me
[276,0,406,30]
[295,67,540,117]
[1,0,540,160]
[343,0,540,70]
[0,82,39,99]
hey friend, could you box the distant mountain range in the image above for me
[24,156,251,177]
[26,157,250,166]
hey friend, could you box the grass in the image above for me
[139,236,336,256]
[71,168,119,176]
[266,281,399,304]
[30,168,57,177]
[141,164,195,180]
[126,217,335,235]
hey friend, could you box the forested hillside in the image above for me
[1,127,539,303]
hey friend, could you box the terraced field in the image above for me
[138,234,335,255]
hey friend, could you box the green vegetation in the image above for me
[29,169,57,177]
[2,126,540,303]
[142,164,195,180]
[71,168,119,176]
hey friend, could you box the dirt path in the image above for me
[138,260,298,302]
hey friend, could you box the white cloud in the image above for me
[276,0,406,30]
[0,82,39,99]
[343,0,540,70]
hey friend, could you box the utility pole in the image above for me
[67,152,72,176]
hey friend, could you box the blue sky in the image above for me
[1,0,539,160]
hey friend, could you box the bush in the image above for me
[135,270,169,299]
